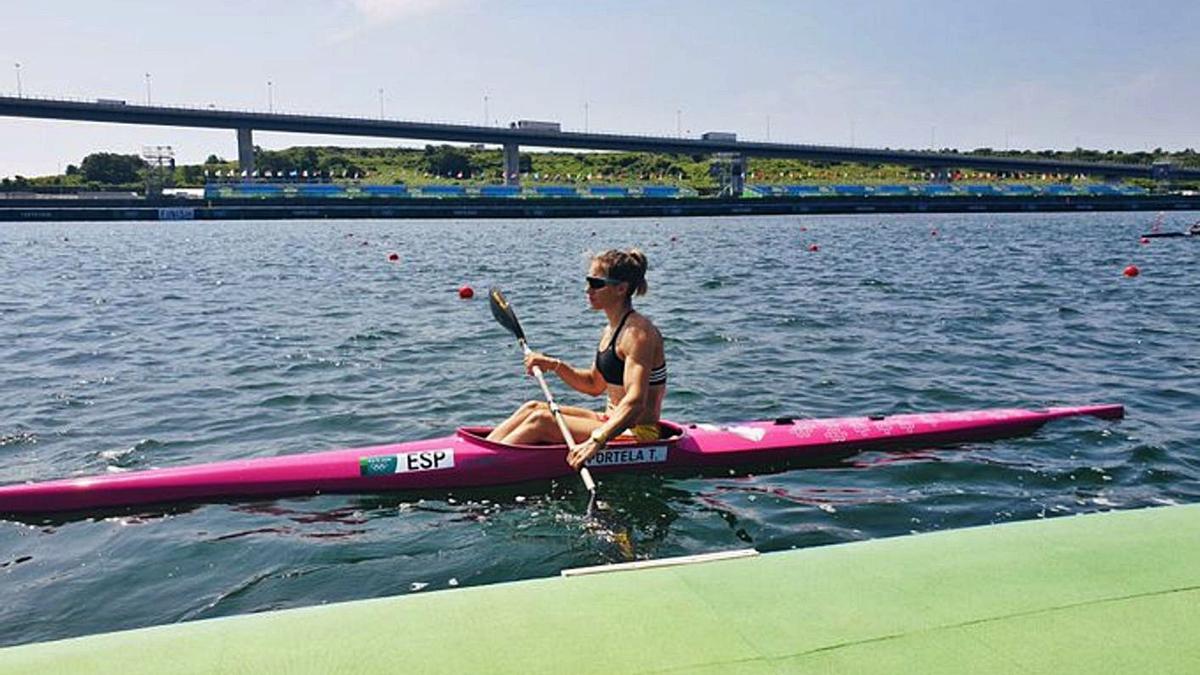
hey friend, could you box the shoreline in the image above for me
[1,193,1198,222]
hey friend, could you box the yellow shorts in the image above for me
[622,423,663,442]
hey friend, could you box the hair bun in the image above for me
[595,248,650,297]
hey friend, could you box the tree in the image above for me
[320,155,363,177]
[422,145,474,177]
[80,153,146,184]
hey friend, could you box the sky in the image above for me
[2,0,1198,178]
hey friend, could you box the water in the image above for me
[1,213,1197,647]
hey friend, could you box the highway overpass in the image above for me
[2,95,1195,185]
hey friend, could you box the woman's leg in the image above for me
[486,402,602,442]
[486,400,542,441]
[500,405,604,446]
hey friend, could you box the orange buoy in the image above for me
[458,285,475,299]
[1123,265,1140,278]
[388,252,400,262]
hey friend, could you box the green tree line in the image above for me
[4,145,1197,191]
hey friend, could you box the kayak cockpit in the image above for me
[456,420,686,450]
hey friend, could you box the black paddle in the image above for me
[489,288,598,500]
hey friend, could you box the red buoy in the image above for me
[808,244,820,252]
[1123,265,1140,278]
[931,229,939,237]
[1139,237,1150,245]
[387,252,400,262]
[458,285,475,299]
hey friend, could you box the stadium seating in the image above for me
[589,186,629,198]
[534,186,579,198]
[871,185,914,196]
[359,185,409,198]
[419,185,467,198]
[919,184,959,196]
[831,185,869,196]
[640,186,681,198]
[480,185,522,198]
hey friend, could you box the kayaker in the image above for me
[486,248,668,468]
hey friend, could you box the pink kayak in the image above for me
[0,404,1123,514]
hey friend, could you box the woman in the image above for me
[487,248,668,469]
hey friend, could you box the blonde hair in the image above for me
[594,248,648,298]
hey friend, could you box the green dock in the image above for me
[3,504,1198,673]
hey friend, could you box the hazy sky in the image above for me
[2,0,1198,177]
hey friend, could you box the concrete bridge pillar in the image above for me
[730,154,746,195]
[503,142,520,186]
[237,127,255,178]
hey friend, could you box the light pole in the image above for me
[378,87,384,119]
[145,72,151,105]
[483,94,489,127]
[267,80,274,113]
[766,115,771,141]
[676,109,681,137]
[584,101,589,133]
[14,63,21,98]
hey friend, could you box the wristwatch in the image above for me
[589,428,608,448]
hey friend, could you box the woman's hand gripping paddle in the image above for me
[489,288,598,503]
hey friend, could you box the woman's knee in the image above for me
[518,400,544,414]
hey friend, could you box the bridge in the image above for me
[2,95,1195,186]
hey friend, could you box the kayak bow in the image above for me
[0,404,1123,514]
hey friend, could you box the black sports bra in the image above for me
[594,310,668,387]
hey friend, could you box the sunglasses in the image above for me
[585,275,623,290]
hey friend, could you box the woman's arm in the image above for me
[525,352,606,397]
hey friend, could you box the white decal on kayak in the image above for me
[823,424,849,442]
[790,422,818,439]
[847,419,871,437]
[586,445,668,467]
[726,426,766,442]
[695,423,765,442]
[360,449,455,477]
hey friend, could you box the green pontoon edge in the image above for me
[3,503,1198,674]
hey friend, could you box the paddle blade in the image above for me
[489,287,526,342]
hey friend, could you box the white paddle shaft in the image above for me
[520,341,597,493]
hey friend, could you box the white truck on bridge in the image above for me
[515,120,561,132]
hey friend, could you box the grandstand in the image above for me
[588,186,629,198]
[419,185,467,198]
[534,185,579,198]
[831,185,870,196]
[358,185,409,198]
[204,181,1149,201]
[872,185,914,197]
[480,185,522,198]
[640,186,682,198]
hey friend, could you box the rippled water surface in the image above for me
[2,213,1198,646]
